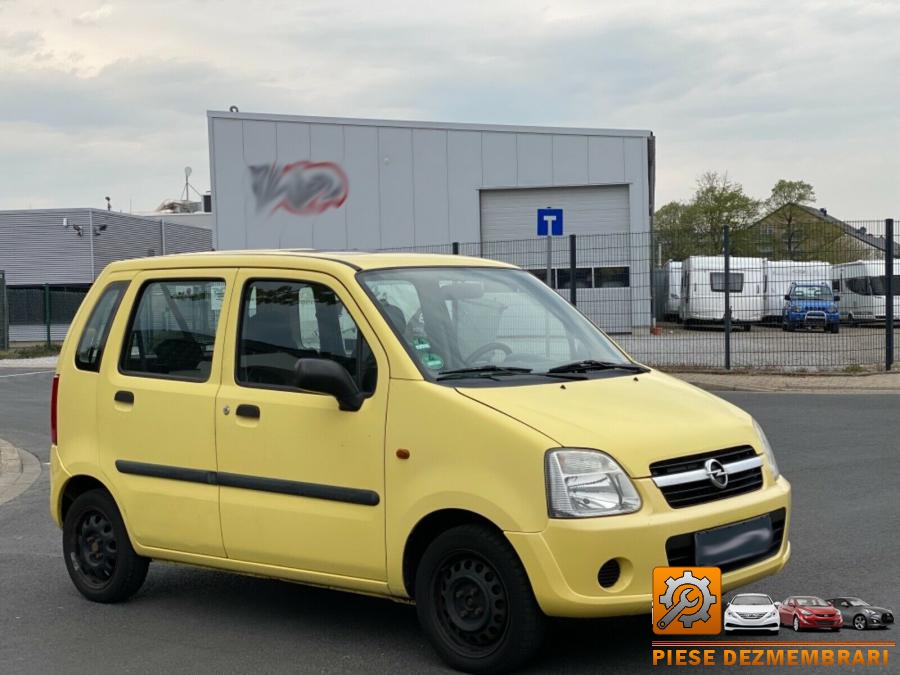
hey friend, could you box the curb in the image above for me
[0,439,41,506]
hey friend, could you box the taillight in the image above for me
[50,374,59,446]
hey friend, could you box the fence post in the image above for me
[44,283,51,347]
[569,234,577,306]
[0,270,7,351]
[886,218,894,371]
[724,225,732,370]
[451,241,459,255]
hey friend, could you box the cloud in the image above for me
[73,3,114,26]
[0,0,898,216]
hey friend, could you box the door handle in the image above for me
[114,390,134,404]
[235,404,260,419]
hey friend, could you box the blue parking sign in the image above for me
[537,208,563,236]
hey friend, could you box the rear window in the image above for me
[120,279,225,382]
[75,281,128,372]
[710,272,744,292]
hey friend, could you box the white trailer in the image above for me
[663,261,682,320]
[763,260,831,322]
[679,256,765,328]
[832,260,900,324]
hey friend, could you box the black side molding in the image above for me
[114,460,379,506]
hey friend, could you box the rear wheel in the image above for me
[62,489,149,603]
[415,524,545,674]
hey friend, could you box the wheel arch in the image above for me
[402,508,505,599]
[59,474,114,523]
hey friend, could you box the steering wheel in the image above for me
[465,342,513,365]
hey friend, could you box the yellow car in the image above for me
[50,251,790,673]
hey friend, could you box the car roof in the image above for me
[104,250,515,273]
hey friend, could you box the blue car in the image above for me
[782,282,840,333]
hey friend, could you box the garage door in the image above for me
[479,185,629,241]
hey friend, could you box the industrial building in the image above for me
[0,208,212,342]
[207,111,655,331]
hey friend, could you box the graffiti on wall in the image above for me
[249,161,349,216]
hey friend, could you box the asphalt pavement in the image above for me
[0,368,897,673]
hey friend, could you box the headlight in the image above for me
[545,449,641,518]
[829,303,838,312]
[753,418,780,479]
[791,305,803,312]
[864,609,878,615]
[800,609,813,616]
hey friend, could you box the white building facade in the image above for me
[207,111,655,331]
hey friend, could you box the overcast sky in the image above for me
[1,0,898,219]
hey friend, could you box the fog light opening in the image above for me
[598,559,621,589]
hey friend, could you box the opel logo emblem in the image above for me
[704,459,728,489]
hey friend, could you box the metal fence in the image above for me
[384,219,898,372]
[6,285,90,344]
[0,271,8,351]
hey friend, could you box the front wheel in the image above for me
[62,489,149,603]
[793,616,802,632]
[415,525,545,674]
[853,615,868,631]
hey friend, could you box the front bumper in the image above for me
[785,311,839,325]
[796,613,843,629]
[725,613,780,631]
[506,474,791,618]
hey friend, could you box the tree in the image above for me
[690,172,761,255]
[760,179,817,259]
[653,200,696,262]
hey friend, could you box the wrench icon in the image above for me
[657,590,700,629]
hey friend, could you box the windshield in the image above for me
[358,267,632,380]
[796,597,829,607]
[733,595,772,606]
[847,599,870,607]
[791,284,832,299]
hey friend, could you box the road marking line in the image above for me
[0,371,54,378]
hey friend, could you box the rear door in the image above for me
[214,268,388,580]
[97,268,234,557]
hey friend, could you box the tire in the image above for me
[415,524,545,674]
[743,324,751,332]
[853,615,868,631]
[831,324,840,334]
[793,616,801,632]
[62,488,149,603]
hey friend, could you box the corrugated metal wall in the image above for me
[208,112,653,251]
[0,209,213,285]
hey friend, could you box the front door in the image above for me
[215,269,387,580]
[98,270,234,557]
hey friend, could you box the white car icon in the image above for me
[724,593,780,633]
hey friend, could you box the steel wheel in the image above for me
[433,551,509,657]
[72,509,118,588]
[63,489,149,603]
[854,615,868,631]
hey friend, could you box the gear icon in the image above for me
[658,570,718,628]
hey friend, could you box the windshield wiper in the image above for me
[546,360,649,375]
[436,365,533,380]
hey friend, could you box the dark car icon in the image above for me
[827,598,894,631]
[777,596,843,631]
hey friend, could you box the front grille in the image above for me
[666,508,786,571]
[650,446,763,508]
[815,618,838,625]
[737,612,764,619]
[883,613,894,623]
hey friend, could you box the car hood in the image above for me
[455,369,757,478]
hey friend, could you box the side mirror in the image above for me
[775,602,782,608]
[294,358,364,412]
[834,295,840,302]
[784,294,791,301]
[827,601,834,607]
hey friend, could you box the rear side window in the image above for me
[75,281,128,372]
[710,272,744,292]
[120,279,225,382]
[237,279,377,393]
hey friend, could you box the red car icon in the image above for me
[778,596,844,632]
